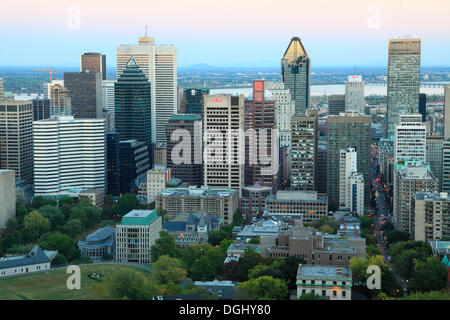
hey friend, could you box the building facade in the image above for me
[64,72,102,119]
[328,95,345,116]
[33,116,106,195]
[327,112,372,209]
[0,101,33,184]
[386,38,421,137]
[0,170,15,228]
[147,166,172,204]
[115,210,162,264]
[166,114,203,186]
[203,95,245,197]
[156,187,239,224]
[345,75,365,113]
[414,192,450,241]
[281,37,310,114]
[394,114,426,163]
[81,52,106,80]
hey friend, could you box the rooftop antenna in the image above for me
[145,25,149,37]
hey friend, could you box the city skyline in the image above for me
[1,0,449,68]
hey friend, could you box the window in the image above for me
[342,291,346,297]
[322,290,326,297]
[333,291,337,297]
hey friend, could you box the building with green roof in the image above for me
[115,210,162,264]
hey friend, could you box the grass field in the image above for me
[0,264,149,300]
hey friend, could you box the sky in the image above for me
[0,0,449,68]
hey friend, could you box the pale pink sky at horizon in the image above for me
[1,0,449,67]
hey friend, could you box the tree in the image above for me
[248,264,284,280]
[69,207,88,227]
[156,208,169,223]
[232,209,243,226]
[30,197,57,210]
[366,244,382,257]
[190,256,216,281]
[319,224,334,234]
[248,238,260,244]
[279,256,306,289]
[39,205,65,230]
[51,253,68,266]
[298,292,324,300]
[23,210,50,240]
[150,230,180,262]
[408,257,448,293]
[40,232,79,262]
[65,218,84,238]
[107,270,160,300]
[208,230,230,246]
[239,276,288,300]
[359,215,374,230]
[115,194,141,216]
[386,230,410,245]
[152,255,187,285]
[84,207,102,228]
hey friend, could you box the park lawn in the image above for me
[0,264,149,300]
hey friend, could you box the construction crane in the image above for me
[34,66,56,85]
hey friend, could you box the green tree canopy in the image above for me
[238,276,288,300]
[152,255,187,285]
[23,210,50,240]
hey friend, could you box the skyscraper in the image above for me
[81,52,106,80]
[166,114,203,186]
[281,37,310,114]
[114,57,152,166]
[328,95,346,116]
[49,83,72,116]
[267,82,296,148]
[0,78,4,97]
[117,35,177,143]
[102,80,116,130]
[106,132,120,196]
[0,101,33,184]
[387,38,421,137]
[64,72,102,119]
[33,116,106,195]
[290,110,318,191]
[426,134,443,191]
[203,95,245,197]
[244,80,277,190]
[327,112,371,209]
[119,140,150,195]
[179,88,209,114]
[419,93,426,122]
[339,147,364,215]
[394,114,426,164]
[32,98,50,121]
[345,75,365,113]
[444,84,450,140]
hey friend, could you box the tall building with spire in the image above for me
[281,37,311,115]
[115,57,152,166]
[386,38,421,137]
[116,33,177,144]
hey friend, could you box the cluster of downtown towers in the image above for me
[0,35,425,215]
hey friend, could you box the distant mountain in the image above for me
[179,63,220,71]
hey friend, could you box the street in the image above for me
[370,143,407,296]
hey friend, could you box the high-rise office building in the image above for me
[327,112,371,209]
[393,160,438,234]
[328,95,346,116]
[0,101,33,184]
[81,52,106,80]
[33,116,106,195]
[117,35,177,143]
[244,80,277,190]
[291,110,318,191]
[106,132,120,196]
[339,147,364,215]
[64,72,102,119]
[281,37,310,114]
[115,57,152,166]
[203,95,245,197]
[119,140,150,195]
[49,83,72,116]
[166,114,203,186]
[267,82,296,148]
[419,93,426,122]
[345,75,365,113]
[102,80,116,129]
[444,84,450,140]
[146,166,172,204]
[442,141,450,193]
[0,78,4,97]
[32,98,50,121]
[0,170,16,229]
[394,114,426,163]
[426,134,443,191]
[317,140,327,194]
[386,38,421,137]
[180,88,209,114]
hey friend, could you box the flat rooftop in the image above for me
[297,265,351,280]
[159,187,236,198]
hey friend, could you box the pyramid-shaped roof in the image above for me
[282,37,308,63]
